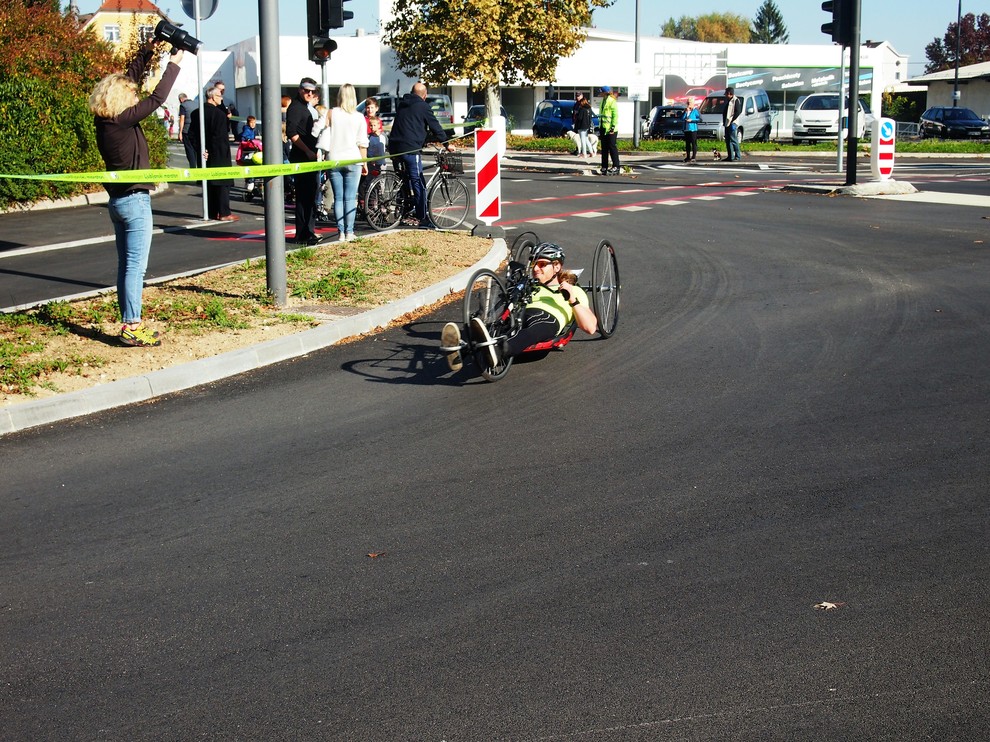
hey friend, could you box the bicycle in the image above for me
[445,232,621,382]
[363,145,471,231]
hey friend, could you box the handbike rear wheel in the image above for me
[591,239,620,338]
[462,268,513,381]
[365,171,404,231]
[427,175,470,229]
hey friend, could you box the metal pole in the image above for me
[845,0,861,186]
[632,0,640,148]
[953,0,961,106]
[260,0,286,305]
[837,48,846,173]
[194,0,208,220]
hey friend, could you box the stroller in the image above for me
[236,138,265,202]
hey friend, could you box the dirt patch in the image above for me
[1,231,492,408]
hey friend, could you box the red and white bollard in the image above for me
[474,128,501,227]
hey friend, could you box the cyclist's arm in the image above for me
[558,282,597,335]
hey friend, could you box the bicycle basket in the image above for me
[437,149,464,174]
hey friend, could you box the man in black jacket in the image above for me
[387,82,448,228]
[285,78,322,244]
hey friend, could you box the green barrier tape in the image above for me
[0,134,474,184]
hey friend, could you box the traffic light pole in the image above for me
[259,0,286,304]
[845,0,861,186]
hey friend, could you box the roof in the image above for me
[907,61,990,86]
[95,0,166,11]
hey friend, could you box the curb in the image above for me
[0,238,507,437]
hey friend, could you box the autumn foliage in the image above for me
[0,2,168,208]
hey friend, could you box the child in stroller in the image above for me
[236,137,264,202]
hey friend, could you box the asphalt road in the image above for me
[2,167,989,739]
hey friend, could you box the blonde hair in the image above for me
[88,73,138,118]
[337,83,357,113]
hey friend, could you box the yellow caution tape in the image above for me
[0,135,473,184]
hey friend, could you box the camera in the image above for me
[154,21,203,55]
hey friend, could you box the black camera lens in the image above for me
[154,21,203,55]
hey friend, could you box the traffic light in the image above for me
[307,0,352,35]
[310,36,337,64]
[328,0,353,29]
[821,0,852,46]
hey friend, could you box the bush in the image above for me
[0,3,168,209]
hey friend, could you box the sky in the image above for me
[74,1,959,75]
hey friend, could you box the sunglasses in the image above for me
[533,260,554,268]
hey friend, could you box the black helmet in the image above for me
[531,241,565,264]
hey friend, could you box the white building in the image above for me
[165,0,909,139]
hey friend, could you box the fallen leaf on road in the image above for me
[814,601,847,611]
[367,551,387,559]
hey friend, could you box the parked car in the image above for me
[918,106,990,139]
[669,86,715,105]
[791,93,872,144]
[697,88,773,142]
[357,92,454,130]
[463,104,508,133]
[532,99,600,138]
[646,104,687,139]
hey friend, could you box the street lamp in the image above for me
[953,0,961,106]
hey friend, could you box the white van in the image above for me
[791,93,872,144]
[697,88,773,142]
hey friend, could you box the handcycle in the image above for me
[442,231,621,382]
[363,144,471,231]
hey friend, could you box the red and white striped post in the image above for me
[870,117,896,182]
[474,128,501,227]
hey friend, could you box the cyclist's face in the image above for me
[533,259,560,280]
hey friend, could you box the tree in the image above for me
[661,12,751,43]
[750,0,789,44]
[924,12,990,73]
[383,0,613,123]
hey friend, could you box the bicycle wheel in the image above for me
[364,171,404,231]
[591,239,620,338]
[462,268,513,381]
[427,175,470,230]
[511,231,541,266]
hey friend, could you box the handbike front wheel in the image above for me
[591,239,620,338]
[511,230,541,266]
[462,268,513,381]
[365,171,404,231]
[428,175,470,229]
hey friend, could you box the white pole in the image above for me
[194,0,209,220]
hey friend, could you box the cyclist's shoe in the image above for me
[120,324,161,347]
[470,317,499,368]
[440,322,463,372]
[401,215,420,227]
[419,218,437,230]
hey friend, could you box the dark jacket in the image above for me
[285,95,317,163]
[574,103,593,131]
[204,101,233,185]
[387,93,447,155]
[94,49,180,198]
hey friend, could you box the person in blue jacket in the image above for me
[683,97,701,163]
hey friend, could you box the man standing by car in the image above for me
[598,86,620,175]
[388,82,449,228]
[723,86,742,162]
[177,92,198,168]
[285,78,322,245]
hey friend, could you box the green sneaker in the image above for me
[120,324,162,347]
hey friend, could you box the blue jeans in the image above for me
[396,152,426,222]
[108,190,153,325]
[577,128,591,155]
[727,124,742,160]
[329,164,361,235]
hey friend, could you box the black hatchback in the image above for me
[919,107,989,139]
[647,105,688,139]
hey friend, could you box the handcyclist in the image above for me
[442,242,598,372]
[387,82,449,229]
